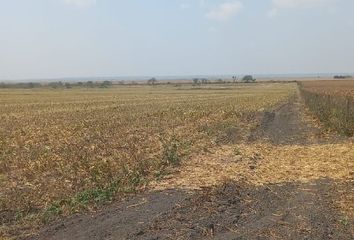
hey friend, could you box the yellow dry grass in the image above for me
[151,142,353,186]
[151,142,354,217]
[300,80,354,96]
[0,83,296,238]
[151,96,354,219]
[2,82,353,238]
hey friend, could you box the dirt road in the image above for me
[28,96,354,240]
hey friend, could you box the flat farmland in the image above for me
[0,83,296,237]
[300,80,354,96]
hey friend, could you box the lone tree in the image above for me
[193,78,200,85]
[147,78,157,85]
[232,76,238,83]
[242,75,256,83]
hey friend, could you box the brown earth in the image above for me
[26,94,354,240]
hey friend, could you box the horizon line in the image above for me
[1,72,353,83]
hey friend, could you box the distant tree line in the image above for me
[192,78,209,85]
[0,82,41,89]
[0,80,114,89]
[0,75,258,89]
[190,75,256,85]
[334,75,352,79]
[49,81,113,88]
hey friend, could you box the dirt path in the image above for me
[129,179,351,240]
[29,95,354,240]
[249,94,322,145]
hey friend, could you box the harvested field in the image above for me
[300,80,354,96]
[2,82,353,240]
[28,86,354,240]
[0,83,295,239]
[2,0,354,238]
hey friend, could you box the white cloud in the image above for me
[269,0,337,16]
[63,0,97,7]
[206,1,243,21]
[267,8,278,17]
[199,0,207,8]
[273,0,335,8]
[180,3,191,10]
[208,26,217,32]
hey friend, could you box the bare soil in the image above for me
[27,95,353,240]
[129,179,352,240]
[249,97,321,145]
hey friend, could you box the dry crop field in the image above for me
[300,80,354,95]
[0,83,295,238]
[300,80,354,136]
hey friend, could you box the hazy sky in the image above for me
[0,0,354,80]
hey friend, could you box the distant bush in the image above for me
[65,83,72,89]
[98,81,113,88]
[147,78,157,85]
[192,78,210,85]
[334,75,352,79]
[193,78,200,85]
[217,79,225,84]
[242,75,256,83]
